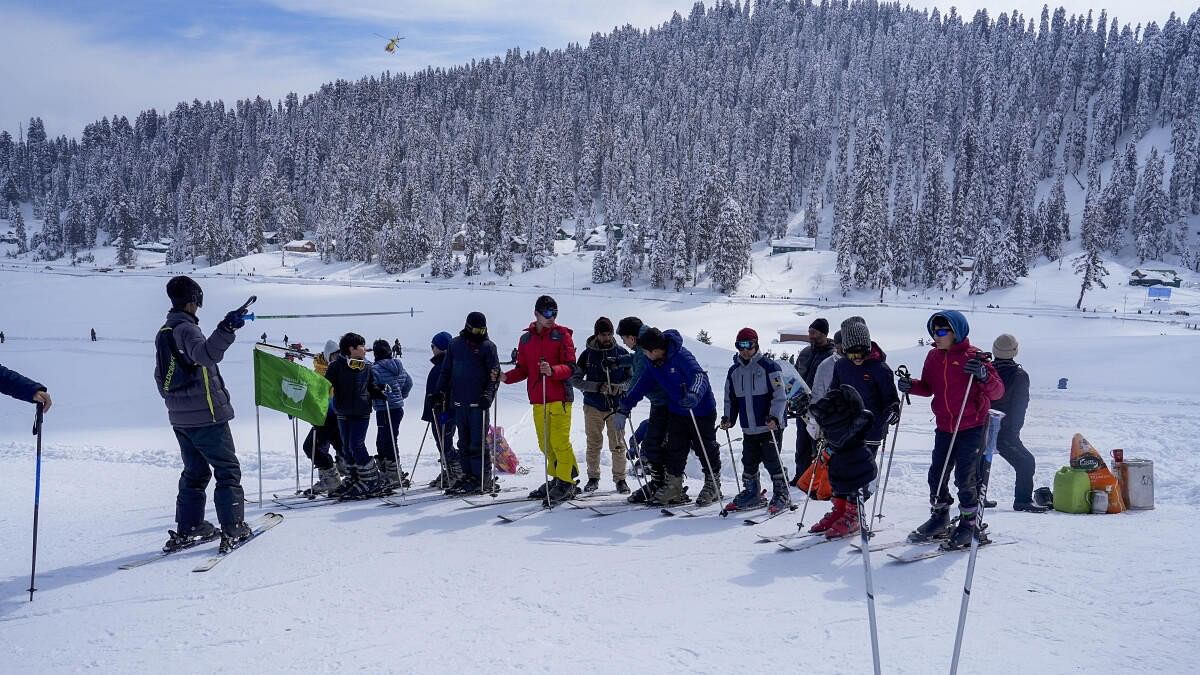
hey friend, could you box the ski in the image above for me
[742,504,798,526]
[849,538,913,553]
[887,537,1015,564]
[777,525,891,552]
[119,531,222,570]
[272,491,396,510]
[378,490,468,508]
[755,529,820,544]
[459,489,531,508]
[715,490,768,519]
[497,504,554,522]
[192,513,285,572]
[590,502,664,516]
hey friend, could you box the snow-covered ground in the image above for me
[1,264,1198,673]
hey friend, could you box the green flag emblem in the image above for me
[253,348,331,426]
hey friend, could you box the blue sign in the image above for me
[1147,286,1172,300]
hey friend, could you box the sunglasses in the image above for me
[468,326,487,335]
[539,308,558,319]
[735,340,755,350]
[933,328,953,337]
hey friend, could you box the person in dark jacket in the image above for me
[570,316,632,494]
[830,318,899,454]
[616,316,670,503]
[324,332,387,499]
[436,312,501,495]
[793,318,834,477]
[618,327,722,507]
[977,334,1046,513]
[301,340,345,494]
[806,385,878,538]
[1,363,51,410]
[720,327,791,514]
[422,331,458,488]
[372,339,414,490]
[392,339,403,359]
[898,310,1004,547]
[154,276,252,552]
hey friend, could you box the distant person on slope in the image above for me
[371,338,413,491]
[615,316,670,504]
[154,276,252,552]
[503,295,581,504]
[898,310,1004,549]
[793,318,834,479]
[976,334,1046,513]
[323,332,388,499]
[570,316,632,494]
[422,331,458,488]
[434,313,501,495]
[0,363,52,410]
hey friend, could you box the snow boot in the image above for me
[942,509,988,550]
[695,471,721,507]
[982,499,998,509]
[1013,501,1049,513]
[725,475,764,512]
[163,520,219,553]
[809,497,847,534]
[328,466,360,499]
[767,474,793,515]
[615,479,630,494]
[649,472,688,506]
[628,463,664,503]
[379,456,404,490]
[307,467,342,495]
[583,477,601,493]
[907,503,952,543]
[824,498,860,539]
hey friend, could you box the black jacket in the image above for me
[992,359,1029,436]
[324,357,377,418]
[437,332,500,406]
[797,341,835,387]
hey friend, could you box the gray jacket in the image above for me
[156,309,237,427]
[723,352,787,435]
[810,351,842,402]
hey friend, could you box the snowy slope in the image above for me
[0,269,1197,673]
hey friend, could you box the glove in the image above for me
[766,416,780,431]
[897,376,913,394]
[806,418,821,441]
[218,308,247,332]
[886,403,901,426]
[788,393,810,418]
[602,356,620,369]
[964,358,988,382]
[719,416,732,430]
[478,392,494,409]
[430,391,447,410]
[369,384,387,401]
[680,392,699,409]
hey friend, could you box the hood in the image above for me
[374,358,402,377]
[662,329,684,359]
[587,335,619,352]
[927,310,969,343]
[868,341,886,363]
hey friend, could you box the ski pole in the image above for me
[871,365,910,522]
[686,408,722,502]
[28,402,44,602]
[478,404,487,496]
[383,393,406,500]
[491,388,500,493]
[540,359,552,509]
[796,432,822,529]
[432,403,452,491]
[292,417,300,494]
[623,409,649,497]
[766,424,792,487]
[856,489,882,675]
[722,426,739,497]
[933,375,977,506]
[406,421,431,485]
[950,409,1005,675]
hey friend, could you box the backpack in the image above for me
[154,324,198,397]
[795,453,833,501]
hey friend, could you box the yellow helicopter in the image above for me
[374,33,406,53]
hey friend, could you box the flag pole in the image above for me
[255,404,263,509]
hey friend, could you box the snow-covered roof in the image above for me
[772,237,816,248]
[284,239,315,248]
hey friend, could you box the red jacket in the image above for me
[503,322,578,405]
[908,338,1004,432]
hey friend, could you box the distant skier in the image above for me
[1,330,6,344]
[615,316,670,503]
[260,332,268,342]
[371,339,413,490]
[719,327,791,514]
[898,311,1004,547]
[435,313,501,495]
[793,319,834,479]
[323,332,388,499]
[90,328,97,342]
[570,316,632,494]
[977,334,1046,513]
[422,331,458,488]
[0,362,51,410]
[154,276,252,552]
[502,296,580,504]
[392,339,403,359]
[618,327,722,506]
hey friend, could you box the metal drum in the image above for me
[1116,459,1154,510]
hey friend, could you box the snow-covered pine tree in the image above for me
[10,202,28,253]
[1074,192,1109,309]
[1042,175,1068,261]
[713,195,749,294]
[39,197,64,260]
[1134,147,1170,263]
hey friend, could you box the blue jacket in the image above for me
[570,336,630,411]
[618,324,666,407]
[0,363,44,404]
[828,342,898,445]
[723,352,788,434]
[371,358,413,411]
[436,332,500,407]
[422,352,447,423]
[620,329,716,417]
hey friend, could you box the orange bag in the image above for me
[1070,433,1126,513]
[487,425,521,474]
[794,455,833,501]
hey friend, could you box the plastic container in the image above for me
[1053,467,1092,514]
[1089,489,1109,514]
[1116,459,1155,510]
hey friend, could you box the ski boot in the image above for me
[824,498,860,539]
[163,520,219,553]
[306,467,342,496]
[378,456,404,491]
[809,497,846,533]
[767,475,793,515]
[723,475,764,514]
[528,481,551,501]
[614,479,630,494]
[547,478,579,505]
[907,503,952,543]
[649,473,688,506]
[219,521,252,553]
[341,461,385,500]
[583,477,601,493]
[695,471,721,507]
[628,463,664,503]
[941,509,989,550]
[328,466,360,499]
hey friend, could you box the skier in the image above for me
[422,331,458,488]
[978,334,1046,513]
[323,332,388,499]
[371,339,413,490]
[0,362,51,409]
[793,318,834,478]
[90,328,97,342]
[154,276,252,552]
[1,330,6,343]
[570,316,631,494]
[502,296,580,503]
[302,340,346,494]
[260,332,268,343]
[392,339,403,359]
[615,316,670,503]
[898,311,1004,547]
[618,327,722,506]
[806,385,878,538]
[435,312,502,495]
[719,327,791,514]
[829,318,899,478]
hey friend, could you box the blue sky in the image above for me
[0,0,1181,138]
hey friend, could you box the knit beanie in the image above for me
[466,311,487,330]
[841,319,871,352]
[832,330,843,346]
[809,318,829,335]
[323,339,339,362]
[595,316,614,335]
[736,327,759,343]
[616,316,643,338]
[637,327,668,352]
[431,332,453,351]
[992,334,1019,360]
[166,275,203,309]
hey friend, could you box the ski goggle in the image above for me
[932,327,953,337]
[735,340,755,350]
[539,308,558,319]
[468,326,487,335]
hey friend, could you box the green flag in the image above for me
[253,348,332,427]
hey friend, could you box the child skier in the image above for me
[806,385,878,538]
[829,318,899,480]
[719,327,791,514]
[302,340,346,494]
[435,312,502,495]
[422,331,458,488]
[371,339,413,490]
[898,310,1004,547]
[323,332,388,499]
